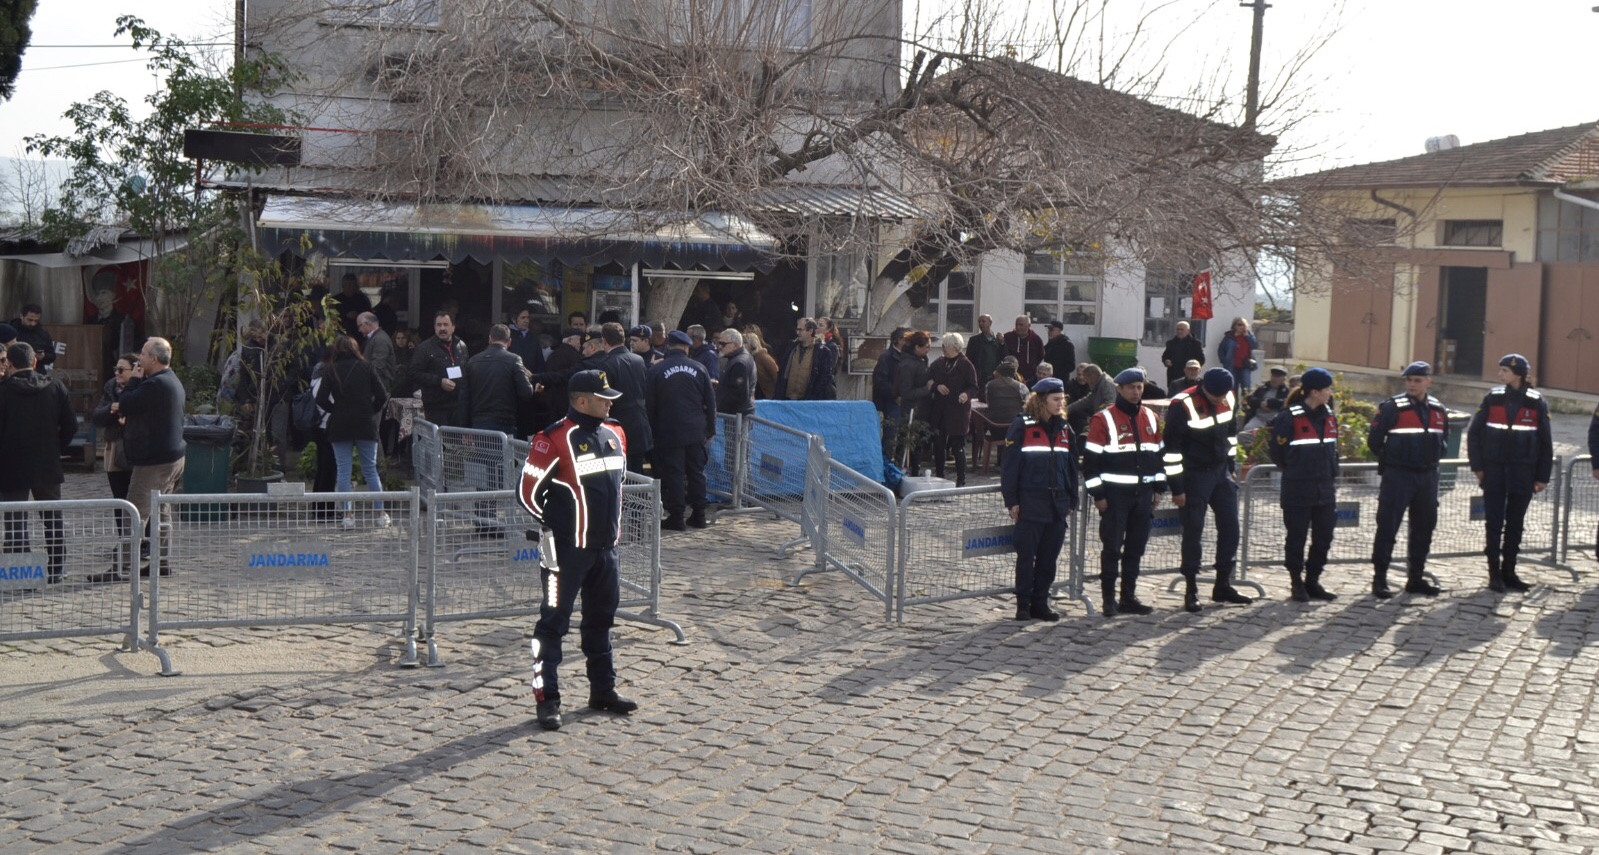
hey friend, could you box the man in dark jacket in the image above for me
[647,331,717,530]
[458,324,537,434]
[967,315,1004,400]
[0,342,77,585]
[1042,321,1076,380]
[776,317,837,401]
[686,324,720,381]
[117,337,187,574]
[9,304,56,373]
[532,327,585,430]
[715,329,757,417]
[1001,315,1045,383]
[356,312,399,393]
[408,311,470,427]
[509,309,548,374]
[597,322,652,472]
[629,324,664,366]
[1160,321,1206,389]
[332,274,373,339]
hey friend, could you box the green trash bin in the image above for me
[181,415,236,521]
[1086,336,1140,376]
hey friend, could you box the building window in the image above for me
[814,249,870,322]
[1142,267,1205,346]
[1537,195,1599,262]
[1440,219,1502,248]
[1022,250,1099,334]
[907,268,975,335]
[326,0,440,27]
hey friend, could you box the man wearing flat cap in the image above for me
[1366,361,1449,598]
[1164,367,1253,612]
[1082,367,1167,616]
[518,369,638,732]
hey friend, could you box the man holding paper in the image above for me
[408,310,471,427]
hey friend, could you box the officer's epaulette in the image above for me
[1490,385,1507,395]
[1391,393,1410,406]
[1425,395,1443,407]
[1526,388,1543,400]
[1287,405,1306,416]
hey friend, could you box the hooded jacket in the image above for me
[0,369,78,491]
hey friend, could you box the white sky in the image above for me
[1,0,1597,175]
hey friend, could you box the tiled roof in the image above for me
[1289,122,1599,190]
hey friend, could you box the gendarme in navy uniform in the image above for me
[517,369,638,732]
[1163,367,1253,613]
[999,377,1079,621]
[1366,361,1448,598]
[1466,354,1553,594]
[1268,367,1340,602]
[1083,367,1166,617]
[646,330,717,531]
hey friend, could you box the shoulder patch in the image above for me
[533,437,551,454]
[1527,389,1543,400]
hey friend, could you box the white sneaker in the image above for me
[341,516,356,530]
[378,513,392,529]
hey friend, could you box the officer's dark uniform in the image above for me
[999,381,1079,621]
[1268,373,1340,602]
[518,371,635,731]
[1466,356,1553,593]
[1083,371,1166,616]
[1367,366,1448,598]
[646,340,717,530]
[1163,368,1251,612]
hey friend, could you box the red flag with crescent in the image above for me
[1191,270,1214,320]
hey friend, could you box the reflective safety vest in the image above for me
[1288,404,1339,449]
[1163,388,1239,485]
[1473,385,1549,469]
[1485,386,1543,433]
[1377,393,1447,469]
[1085,403,1165,493]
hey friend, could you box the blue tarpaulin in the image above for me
[753,400,885,483]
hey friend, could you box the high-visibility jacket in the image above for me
[1269,402,1340,506]
[1162,387,1239,495]
[1083,400,1166,499]
[999,413,1079,522]
[1367,393,1447,471]
[1466,385,1553,485]
[518,412,628,548]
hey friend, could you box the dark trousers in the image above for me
[654,443,707,517]
[1483,487,1534,566]
[2,481,65,579]
[1098,486,1154,588]
[1372,468,1438,575]
[107,470,134,571]
[1179,467,1239,580]
[1284,502,1335,576]
[532,536,619,703]
[934,431,967,484]
[1014,517,1067,608]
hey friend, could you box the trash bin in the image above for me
[1440,410,1472,490]
[1086,337,1140,376]
[181,415,237,522]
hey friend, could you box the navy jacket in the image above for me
[518,410,626,549]
[1467,385,1554,492]
[119,368,187,466]
[1368,392,1447,471]
[1269,402,1339,507]
[646,351,716,448]
[1000,413,1080,523]
[599,346,652,453]
[1162,387,1239,495]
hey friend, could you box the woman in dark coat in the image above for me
[928,332,979,486]
[893,330,934,472]
[89,353,140,581]
[315,335,391,529]
[999,377,1079,620]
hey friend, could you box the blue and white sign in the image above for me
[1334,501,1360,528]
[841,514,867,546]
[0,552,48,590]
[1469,494,1485,522]
[759,453,785,484]
[243,542,333,575]
[1150,507,1184,537]
[961,526,1016,558]
[511,545,542,566]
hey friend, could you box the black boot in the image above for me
[1502,555,1530,592]
[1029,601,1061,622]
[1487,553,1506,594]
[1404,568,1440,596]
[687,508,709,529]
[1118,581,1153,615]
[1288,568,1309,603]
[588,691,639,714]
[1372,565,1394,599]
[953,448,966,488]
[1305,569,1337,601]
[1211,569,1253,605]
[660,513,686,532]
[1100,580,1119,618]
[1183,576,1201,613]
[536,699,562,731]
[1015,596,1033,621]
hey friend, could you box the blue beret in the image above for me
[665,330,692,346]
[1113,367,1147,386]
[1301,367,1333,391]
[1401,361,1431,377]
[1031,377,1066,395]
[1201,367,1234,396]
[1499,353,1530,377]
[0,323,14,343]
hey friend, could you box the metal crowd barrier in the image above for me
[438,425,513,496]
[0,499,146,651]
[795,456,897,620]
[1560,455,1597,569]
[895,485,1089,622]
[707,412,748,513]
[1076,482,1267,600]
[146,490,423,676]
[412,418,442,494]
[1240,458,1564,587]
[743,415,818,556]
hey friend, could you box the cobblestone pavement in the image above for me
[5,484,1599,854]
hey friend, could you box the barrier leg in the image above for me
[615,610,688,644]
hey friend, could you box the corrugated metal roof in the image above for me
[748,184,926,220]
[1286,122,1599,190]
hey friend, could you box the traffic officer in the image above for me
[517,369,638,732]
[646,330,716,531]
[1164,367,1253,613]
[999,376,1079,621]
[1367,361,1448,598]
[1083,367,1166,617]
[1268,367,1340,602]
[1466,354,1553,594]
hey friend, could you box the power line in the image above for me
[27,42,232,48]
[19,58,154,73]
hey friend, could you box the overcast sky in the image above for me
[1,0,1597,176]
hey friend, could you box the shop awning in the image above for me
[256,196,780,271]
[0,236,188,269]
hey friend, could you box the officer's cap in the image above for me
[628,324,653,340]
[1269,366,1289,378]
[1499,353,1530,377]
[665,329,693,347]
[1113,367,1147,386]
[1201,367,1234,396]
[1031,377,1066,395]
[560,327,585,341]
[570,369,623,399]
[1301,367,1333,391]
[0,323,13,344]
[1401,361,1431,378]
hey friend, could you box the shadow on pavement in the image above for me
[1386,592,1508,667]
[1271,595,1410,670]
[1534,584,1599,658]
[1152,599,1307,673]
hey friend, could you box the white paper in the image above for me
[446,366,463,380]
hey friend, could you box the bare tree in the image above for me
[0,148,57,226]
[248,0,1383,329]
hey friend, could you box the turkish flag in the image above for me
[1191,270,1214,320]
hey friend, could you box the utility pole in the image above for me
[1241,0,1270,130]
